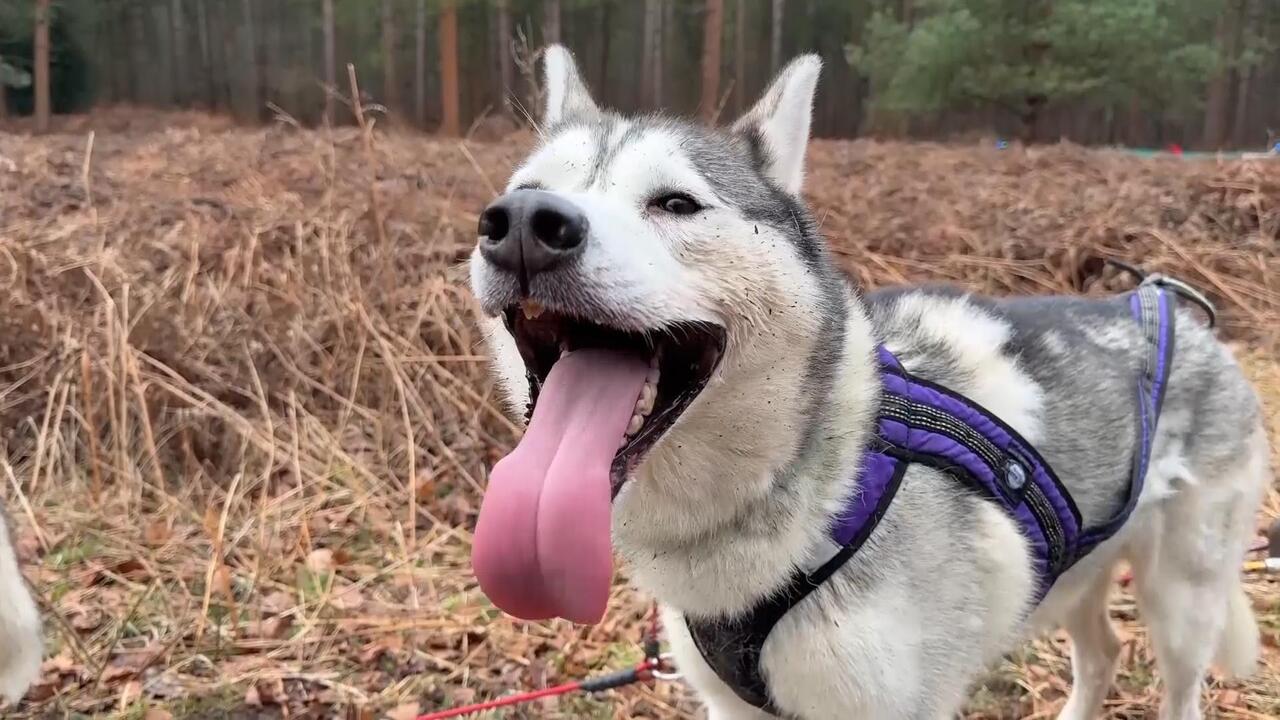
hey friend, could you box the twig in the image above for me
[346,63,391,286]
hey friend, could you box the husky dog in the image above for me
[467,46,1268,720]
[0,506,41,706]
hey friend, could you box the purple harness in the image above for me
[686,282,1178,715]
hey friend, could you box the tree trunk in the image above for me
[770,0,784,73]
[382,0,397,110]
[543,0,562,45]
[0,72,7,120]
[1232,62,1253,148]
[1202,6,1236,148]
[34,0,51,132]
[496,0,514,116]
[197,0,214,108]
[415,0,428,127]
[130,1,148,102]
[734,0,746,114]
[241,0,260,120]
[322,0,336,124]
[1231,0,1259,148]
[642,0,662,107]
[170,0,187,105]
[700,0,724,124]
[153,2,176,105]
[439,0,460,135]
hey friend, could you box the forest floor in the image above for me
[1,108,1279,719]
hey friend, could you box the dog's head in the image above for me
[469,46,847,623]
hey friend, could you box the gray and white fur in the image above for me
[470,46,1268,720]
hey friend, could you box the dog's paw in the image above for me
[0,579,43,706]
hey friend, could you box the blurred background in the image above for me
[1,0,1278,148]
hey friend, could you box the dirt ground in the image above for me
[1,108,1278,719]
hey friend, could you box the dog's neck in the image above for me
[613,288,881,618]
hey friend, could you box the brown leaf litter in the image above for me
[0,110,1277,718]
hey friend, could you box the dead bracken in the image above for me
[0,110,1276,718]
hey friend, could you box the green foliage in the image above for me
[1,58,31,88]
[854,0,1218,123]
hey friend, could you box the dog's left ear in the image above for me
[732,55,822,195]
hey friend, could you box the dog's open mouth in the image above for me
[472,302,725,625]
[504,304,726,493]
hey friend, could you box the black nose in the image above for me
[478,189,588,292]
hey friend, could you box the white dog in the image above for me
[0,506,41,706]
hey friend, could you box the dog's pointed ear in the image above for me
[543,44,600,126]
[732,55,822,195]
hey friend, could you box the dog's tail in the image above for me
[1214,581,1260,678]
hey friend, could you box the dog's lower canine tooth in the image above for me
[627,414,644,435]
[521,300,544,319]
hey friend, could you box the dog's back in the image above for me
[849,286,1266,718]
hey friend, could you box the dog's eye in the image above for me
[650,193,702,216]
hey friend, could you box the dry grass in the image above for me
[0,108,1277,719]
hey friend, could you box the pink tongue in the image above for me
[472,349,648,624]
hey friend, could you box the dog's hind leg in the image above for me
[1129,430,1267,720]
[1056,561,1122,720]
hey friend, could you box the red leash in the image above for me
[417,605,675,720]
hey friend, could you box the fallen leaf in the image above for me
[384,703,420,720]
[120,680,143,706]
[1218,689,1241,706]
[24,680,59,702]
[244,684,262,707]
[257,678,286,705]
[100,664,137,683]
[68,605,105,631]
[143,520,172,547]
[15,530,41,562]
[144,708,174,720]
[330,581,366,611]
[203,506,221,539]
[414,472,436,501]
[42,652,76,675]
[211,564,234,599]
[252,615,293,640]
[449,687,476,705]
[306,548,334,574]
[261,590,294,615]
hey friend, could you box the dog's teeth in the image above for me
[647,366,660,384]
[521,300,545,320]
[637,384,655,415]
[560,347,569,359]
[626,414,644,435]
[619,436,629,449]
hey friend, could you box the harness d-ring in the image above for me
[1102,258,1217,328]
[1143,274,1217,329]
